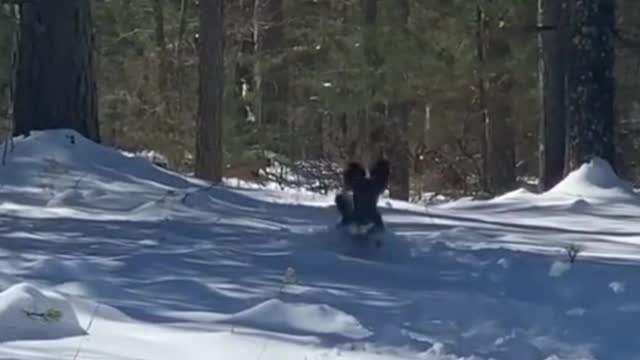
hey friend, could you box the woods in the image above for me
[0,0,635,199]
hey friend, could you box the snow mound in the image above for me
[547,157,637,200]
[566,198,591,212]
[1,129,203,191]
[224,298,372,339]
[492,188,536,202]
[0,282,86,342]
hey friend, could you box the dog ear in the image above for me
[343,162,366,190]
[369,158,390,193]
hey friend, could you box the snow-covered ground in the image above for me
[0,130,639,360]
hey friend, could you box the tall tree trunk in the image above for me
[253,0,288,155]
[486,38,517,194]
[151,0,168,93]
[235,0,255,123]
[195,0,224,182]
[538,0,568,191]
[566,0,616,172]
[174,0,189,111]
[359,0,379,165]
[13,0,100,142]
[387,0,411,201]
[486,70,516,194]
[475,3,489,194]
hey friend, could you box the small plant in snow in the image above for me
[277,267,297,296]
[65,134,76,145]
[23,308,63,322]
[283,267,297,285]
[565,243,583,263]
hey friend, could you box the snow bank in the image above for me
[444,157,638,211]
[546,157,636,200]
[0,129,203,191]
[0,282,86,342]
[224,298,372,339]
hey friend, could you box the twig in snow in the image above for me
[72,303,101,360]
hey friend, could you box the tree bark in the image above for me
[475,3,489,194]
[486,34,517,194]
[13,0,100,142]
[195,0,224,182]
[151,0,168,93]
[538,0,568,191]
[174,0,189,111]
[359,0,379,165]
[565,0,616,172]
[253,0,288,154]
[387,0,411,201]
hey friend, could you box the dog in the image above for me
[334,159,390,233]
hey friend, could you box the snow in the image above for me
[0,129,639,359]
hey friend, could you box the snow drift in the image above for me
[547,157,637,200]
[0,130,640,359]
[0,283,86,342]
[223,298,372,339]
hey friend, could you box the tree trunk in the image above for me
[13,0,100,142]
[151,0,168,93]
[566,0,616,172]
[359,0,379,165]
[253,0,288,154]
[387,0,411,201]
[475,3,489,194]
[174,0,189,111]
[235,0,255,122]
[486,70,517,194]
[486,36,517,194]
[388,102,411,200]
[195,0,224,182]
[538,0,568,191]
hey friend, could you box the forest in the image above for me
[3,2,640,358]
[0,0,638,202]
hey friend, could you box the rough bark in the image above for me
[13,0,100,142]
[538,0,568,191]
[195,0,224,182]
[565,0,616,172]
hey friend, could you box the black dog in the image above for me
[335,159,390,232]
